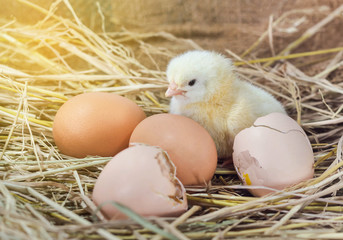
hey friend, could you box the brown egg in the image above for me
[92,144,188,219]
[233,113,314,197]
[53,92,146,158]
[129,113,218,185]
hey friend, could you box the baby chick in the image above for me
[165,50,286,159]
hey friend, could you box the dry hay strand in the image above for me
[0,0,343,239]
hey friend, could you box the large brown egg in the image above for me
[53,92,146,158]
[129,113,217,185]
[92,144,188,219]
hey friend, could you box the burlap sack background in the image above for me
[2,0,342,55]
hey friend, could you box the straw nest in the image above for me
[1,1,343,239]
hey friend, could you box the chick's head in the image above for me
[165,50,234,103]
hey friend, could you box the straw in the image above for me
[0,0,342,239]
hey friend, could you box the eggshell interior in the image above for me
[233,113,314,197]
[92,144,188,219]
[53,92,146,158]
[129,113,218,185]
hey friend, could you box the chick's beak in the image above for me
[165,81,185,97]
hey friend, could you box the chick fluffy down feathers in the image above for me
[166,50,286,158]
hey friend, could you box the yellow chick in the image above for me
[165,50,286,159]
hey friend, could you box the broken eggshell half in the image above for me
[233,112,314,197]
[92,143,188,219]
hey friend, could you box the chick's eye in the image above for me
[188,79,196,86]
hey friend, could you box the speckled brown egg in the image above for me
[53,92,146,158]
[129,113,218,185]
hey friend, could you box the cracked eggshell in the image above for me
[92,144,188,219]
[233,113,314,197]
[129,113,218,185]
